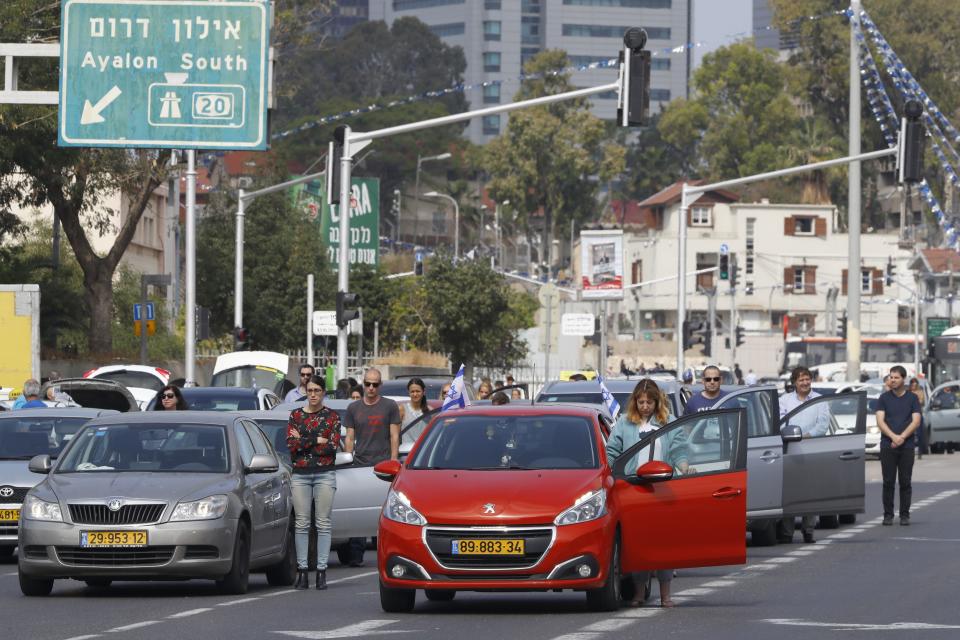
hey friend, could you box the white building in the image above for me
[579,181,914,376]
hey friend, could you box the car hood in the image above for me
[0,461,42,496]
[44,472,238,504]
[394,469,601,526]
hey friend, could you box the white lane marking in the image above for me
[827,532,856,539]
[64,636,101,640]
[674,587,715,596]
[106,621,161,632]
[262,589,297,597]
[328,570,377,585]
[166,608,212,619]
[701,579,737,587]
[762,618,960,630]
[894,536,960,542]
[546,635,601,640]
[274,621,411,639]
[743,564,777,571]
[582,619,636,632]
[616,608,661,618]
[217,596,262,607]
[763,556,798,563]
[785,549,814,556]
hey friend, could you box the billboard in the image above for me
[580,230,624,300]
[291,177,380,267]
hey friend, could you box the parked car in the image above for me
[708,387,866,543]
[536,379,687,419]
[380,377,463,406]
[145,386,281,411]
[241,401,423,564]
[373,404,748,612]
[17,411,295,596]
[82,365,170,410]
[40,378,140,412]
[1,408,118,557]
[210,351,294,397]
[926,381,960,453]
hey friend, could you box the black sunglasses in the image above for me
[703,377,721,382]
[363,381,381,388]
[300,372,313,377]
[161,392,177,399]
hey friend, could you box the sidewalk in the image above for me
[866,453,960,484]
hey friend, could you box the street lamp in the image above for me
[423,191,459,259]
[414,152,452,243]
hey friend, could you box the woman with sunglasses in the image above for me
[286,375,342,590]
[152,385,188,410]
[606,378,689,607]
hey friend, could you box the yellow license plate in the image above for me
[81,530,148,547]
[0,509,19,522]
[451,539,525,555]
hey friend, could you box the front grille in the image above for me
[69,503,165,525]
[55,546,175,566]
[184,545,219,559]
[0,486,30,503]
[0,525,17,536]
[425,527,554,569]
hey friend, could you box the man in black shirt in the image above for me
[875,365,922,526]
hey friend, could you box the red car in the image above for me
[373,404,748,612]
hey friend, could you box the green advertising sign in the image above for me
[926,317,951,341]
[292,177,379,267]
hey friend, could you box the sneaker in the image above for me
[882,516,894,526]
[900,516,910,526]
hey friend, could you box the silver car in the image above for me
[1,408,118,557]
[926,381,960,453]
[536,379,688,418]
[17,411,295,596]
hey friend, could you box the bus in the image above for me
[781,334,923,381]
[928,326,960,387]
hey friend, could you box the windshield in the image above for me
[57,423,229,473]
[409,414,598,470]
[536,391,680,418]
[0,415,90,459]
[210,366,286,393]
[180,391,258,411]
[91,370,165,392]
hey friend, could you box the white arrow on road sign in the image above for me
[719,243,729,255]
[80,85,122,125]
[275,620,413,639]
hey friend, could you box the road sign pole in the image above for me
[234,188,245,330]
[184,149,197,386]
[307,273,314,368]
[337,127,353,381]
[140,278,149,364]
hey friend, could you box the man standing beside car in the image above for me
[683,365,727,414]
[343,368,401,566]
[876,365,922,526]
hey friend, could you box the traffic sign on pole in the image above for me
[133,302,154,321]
[312,311,338,337]
[719,243,729,255]
[58,0,271,149]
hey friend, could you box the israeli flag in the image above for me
[597,375,621,419]
[442,364,471,412]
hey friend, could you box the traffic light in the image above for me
[898,99,925,183]
[838,314,847,339]
[617,28,651,127]
[695,323,712,357]
[234,326,251,351]
[682,320,693,351]
[730,260,738,288]
[326,125,347,205]
[336,291,359,328]
[719,254,730,280]
[735,325,746,347]
[885,259,896,286]
[683,320,710,353]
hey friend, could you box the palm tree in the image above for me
[779,117,846,204]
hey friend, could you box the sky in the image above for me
[692,0,754,69]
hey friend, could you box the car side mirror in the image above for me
[636,460,674,483]
[374,459,402,482]
[335,451,354,466]
[246,453,279,474]
[781,424,803,443]
[28,454,52,474]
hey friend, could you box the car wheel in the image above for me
[84,578,113,588]
[217,521,250,595]
[336,544,351,566]
[586,534,621,612]
[379,579,416,613]
[818,515,840,529]
[265,528,297,587]
[19,570,53,596]
[424,589,456,602]
[838,514,857,525]
[751,520,778,547]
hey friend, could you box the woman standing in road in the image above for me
[606,378,690,608]
[399,378,429,427]
[287,375,342,591]
[152,385,188,410]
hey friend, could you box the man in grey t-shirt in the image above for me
[342,368,400,567]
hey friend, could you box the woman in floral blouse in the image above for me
[287,375,342,590]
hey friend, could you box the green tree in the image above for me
[483,50,625,273]
[619,113,691,201]
[778,117,847,205]
[424,257,536,371]
[658,42,800,182]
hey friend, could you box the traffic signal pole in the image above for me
[847,0,863,383]
[337,125,354,382]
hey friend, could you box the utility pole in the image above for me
[306,274,314,368]
[846,0,863,383]
[729,280,737,367]
[599,300,608,374]
[706,288,717,361]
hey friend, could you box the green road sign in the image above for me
[58,0,270,149]
[927,317,951,341]
[292,177,380,267]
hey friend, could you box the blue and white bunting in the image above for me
[442,364,471,412]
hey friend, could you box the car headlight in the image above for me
[23,495,63,522]
[169,495,229,522]
[867,425,880,435]
[555,489,606,526]
[383,490,426,526]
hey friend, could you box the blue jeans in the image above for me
[291,471,336,570]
